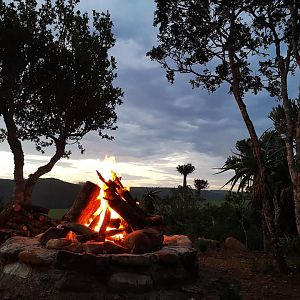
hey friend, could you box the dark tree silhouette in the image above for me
[176,163,195,188]
[0,0,122,206]
[148,0,289,272]
[194,179,208,197]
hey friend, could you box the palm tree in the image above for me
[176,163,195,188]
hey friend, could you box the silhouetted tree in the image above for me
[148,0,288,273]
[0,0,122,206]
[176,163,195,188]
[194,179,208,197]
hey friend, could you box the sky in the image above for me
[0,0,298,189]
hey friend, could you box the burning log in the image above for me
[99,208,111,236]
[62,223,99,241]
[89,215,100,231]
[38,227,70,245]
[63,181,100,224]
[108,218,121,229]
[107,195,147,230]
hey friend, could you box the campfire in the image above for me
[0,157,198,292]
[37,156,164,254]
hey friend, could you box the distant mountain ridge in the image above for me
[0,178,228,209]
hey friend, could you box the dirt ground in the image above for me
[0,248,299,299]
[198,249,300,300]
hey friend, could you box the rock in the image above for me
[164,235,192,247]
[111,253,157,267]
[124,228,163,254]
[62,242,83,253]
[103,241,128,254]
[46,238,73,249]
[0,236,40,261]
[18,248,57,265]
[225,237,247,252]
[3,262,32,279]
[55,271,94,292]
[166,246,198,268]
[55,250,97,272]
[108,272,153,290]
[38,227,69,245]
[197,237,220,249]
[155,248,180,265]
[83,242,104,254]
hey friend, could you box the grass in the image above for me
[48,208,68,220]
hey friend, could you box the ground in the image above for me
[0,248,299,299]
[198,249,300,299]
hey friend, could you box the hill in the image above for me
[0,179,228,209]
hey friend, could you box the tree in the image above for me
[248,1,300,235]
[219,132,297,236]
[148,0,288,272]
[194,179,208,198]
[176,163,195,188]
[0,0,122,206]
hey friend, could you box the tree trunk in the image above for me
[183,174,187,188]
[293,181,300,234]
[23,139,66,205]
[228,37,288,272]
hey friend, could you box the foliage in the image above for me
[176,163,195,188]
[153,187,263,249]
[194,179,209,195]
[141,188,161,215]
[0,0,122,204]
[218,131,297,236]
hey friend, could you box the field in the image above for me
[48,208,68,220]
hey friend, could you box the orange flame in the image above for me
[84,156,126,241]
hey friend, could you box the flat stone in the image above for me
[55,250,97,271]
[83,242,104,255]
[46,238,73,250]
[18,248,57,265]
[55,271,94,292]
[111,253,157,267]
[63,242,83,253]
[155,248,180,265]
[151,265,190,284]
[166,246,197,267]
[3,262,32,279]
[164,235,192,247]
[108,272,153,290]
[0,236,40,261]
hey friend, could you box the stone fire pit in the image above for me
[0,234,198,295]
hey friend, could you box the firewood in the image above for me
[38,227,69,245]
[63,181,100,225]
[89,215,100,231]
[62,222,101,241]
[105,229,125,237]
[106,195,147,230]
[99,208,111,235]
[9,214,29,224]
[108,218,121,229]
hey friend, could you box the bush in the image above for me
[152,188,263,250]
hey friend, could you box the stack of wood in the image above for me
[0,204,57,244]
[61,172,164,251]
